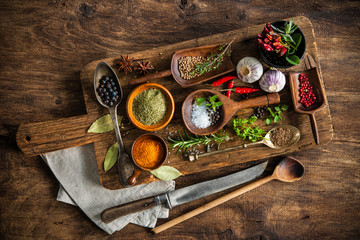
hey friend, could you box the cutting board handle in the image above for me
[16,114,95,156]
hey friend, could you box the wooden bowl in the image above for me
[128,133,168,185]
[126,83,175,131]
[170,44,234,87]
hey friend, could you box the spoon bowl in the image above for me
[94,62,134,187]
[182,89,280,135]
[244,125,301,149]
[273,157,305,182]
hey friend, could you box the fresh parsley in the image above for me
[232,116,266,142]
[266,104,288,125]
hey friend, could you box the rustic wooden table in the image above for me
[1,1,359,239]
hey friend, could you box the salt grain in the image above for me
[191,102,213,129]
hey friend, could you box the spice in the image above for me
[226,81,235,98]
[270,127,293,147]
[135,60,153,75]
[211,76,237,87]
[117,55,134,74]
[132,88,167,125]
[178,56,206,80]
[299,73,316,107]
[133,137,164,169]
[96,76,119,106]
[221,87,260,94]
[191,102,213,129]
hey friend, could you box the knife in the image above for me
[101,161,267,223]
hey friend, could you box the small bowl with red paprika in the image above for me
[258,20,306,68]
[128,133,168,185]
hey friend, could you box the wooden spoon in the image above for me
[289,54,327,144]
[128,43,234,87]
[182,89,280,135]
[151,157,305,234]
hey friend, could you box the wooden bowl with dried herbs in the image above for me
[126,83,175,131]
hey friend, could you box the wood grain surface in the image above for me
[15,16,333,190]
[0,0,359,239]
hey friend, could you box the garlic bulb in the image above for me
[259,70,286,93]
[236,57,263,83]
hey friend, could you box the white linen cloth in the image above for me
[41,144,175,234]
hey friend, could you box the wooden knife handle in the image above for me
[16,114,95,156]
[128,69,172,85]
[101,197,157,224]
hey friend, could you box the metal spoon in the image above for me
[188,125,300,162]
[94,62,134,187]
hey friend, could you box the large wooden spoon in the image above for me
[151,157,305,234]
[182,89,280,135]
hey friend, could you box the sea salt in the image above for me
[191,102,213,129]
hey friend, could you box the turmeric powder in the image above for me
[133,137,164,169]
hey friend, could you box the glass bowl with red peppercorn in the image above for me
[258,20,306,68]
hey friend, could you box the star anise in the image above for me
[135,60,153,75]
[116,55,134,74]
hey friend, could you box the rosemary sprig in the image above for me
[190,38,235,76]
[168,129,230,154]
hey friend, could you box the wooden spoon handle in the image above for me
[235,92,280,110]
[16,115,95,156]
[151,175,274,234]
[128,69,172,85]
[310,113,319,144]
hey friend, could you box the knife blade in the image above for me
[101,161,267,223]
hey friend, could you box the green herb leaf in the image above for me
[274,106,280,111]
[281,104,289,111]
[266,118,271,125]
[196,97,205,105]
[150,166,182,180]
[274,115,280,122]
[286,55,301,65]
[292,33,302,49]
[103,143,119,172]
[232,117,266,142]
[88,114,122,133]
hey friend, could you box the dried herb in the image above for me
[190,39,234,76]
[169,129,230,154]
[117,55,134,74]
[266,104,288,125]
[87,114,122,133]
[232,116,266,142]
[150,166,182,180]
[132,88,167,125]
[135,60,153,75]
[103,143,119,172]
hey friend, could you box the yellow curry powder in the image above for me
[133,137,164,169]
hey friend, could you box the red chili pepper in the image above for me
[234,87,259,94]
[263,43,274,52]
[221,87,260,94]
[280,47,287,56]
[226,81,234,98]
[212,76,236,87]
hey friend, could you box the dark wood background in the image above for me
[0,0,359,239]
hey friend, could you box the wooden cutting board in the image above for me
[16,16,333,190]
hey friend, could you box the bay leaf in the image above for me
[103,143,119,172]
[150,166,182,180]
[87,114,123,133]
